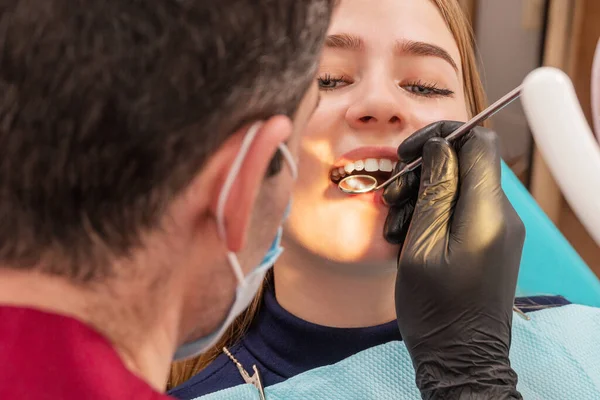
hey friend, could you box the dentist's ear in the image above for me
[209,116,293,252]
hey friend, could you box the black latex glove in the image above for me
[383,121,525,399]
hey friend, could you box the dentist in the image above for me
[0,1,333,398]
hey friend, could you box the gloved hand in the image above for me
[383,121,525,400]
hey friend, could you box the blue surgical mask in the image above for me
[174,122,297,361]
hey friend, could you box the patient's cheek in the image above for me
[410,101,470,130]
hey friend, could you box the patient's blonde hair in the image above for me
[167,0,487,390]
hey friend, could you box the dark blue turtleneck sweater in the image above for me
[169,285,569,399]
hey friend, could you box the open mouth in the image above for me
[329,158,397,186]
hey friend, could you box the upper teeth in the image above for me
[365,158,379,172]
[332,158,397,178]
[379,159,393,171]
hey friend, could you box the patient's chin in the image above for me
[283,208,398,267]
[328,239,398,265]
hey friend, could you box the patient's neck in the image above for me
[274,245,397,328]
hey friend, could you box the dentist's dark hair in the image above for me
[0,0,333,281]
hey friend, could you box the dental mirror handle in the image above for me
[374,85,523,191]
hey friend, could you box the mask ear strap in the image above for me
[278,143,298,180]
[226,252,246,284]
[216,122,263,242]
[216,122,264,284]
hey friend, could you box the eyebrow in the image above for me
[325,33,364,51]
[325,33,458,73]
[396,40,458,72]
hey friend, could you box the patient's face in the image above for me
[283,0,470,267]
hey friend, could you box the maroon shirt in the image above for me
[0,306,173,400]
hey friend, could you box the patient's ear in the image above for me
[197,116,293,252]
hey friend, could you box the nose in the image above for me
[346,83,404,132]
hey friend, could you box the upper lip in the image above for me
[331,146,398,168]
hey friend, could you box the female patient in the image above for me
[168,0,572,397]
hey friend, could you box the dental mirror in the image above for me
[338,85,523,195]
[338,175,378,194]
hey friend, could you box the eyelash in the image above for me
[403,79,454,98]
[316,74,454,98]
[317,74,351,91]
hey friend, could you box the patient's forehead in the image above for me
[327,0,462,73]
